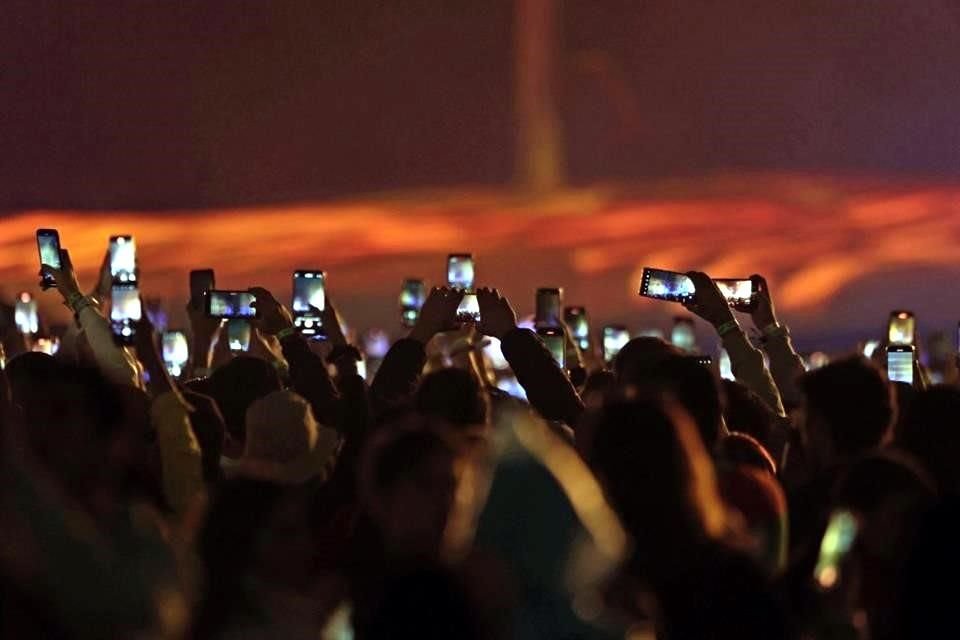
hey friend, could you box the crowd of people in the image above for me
[0,243,956,639]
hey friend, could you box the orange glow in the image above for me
[4,173,960,332]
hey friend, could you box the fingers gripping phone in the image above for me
[564,306,590,350]
[36,229,62,289]
[110,284,142,344]
[447,254,475,290]
[639,267,758,311]
[888,310,915,346]
[537,326,566,368]
[887,344,915,385]
[400,278,426,327]
[292,270,326,338]
[535,288,563,327]
[109,235,137,284]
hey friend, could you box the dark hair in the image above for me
[722,379,776,444]
[799,356,893,458]
[208,356,282,442]
[613,336,681,383]
[716,432,777,475]
[415,368,488,428]
[181,389,227,485]
[618,354,724,449]
[366,428,456,496]
[896,385,960,493]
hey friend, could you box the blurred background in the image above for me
[3,0,960,349]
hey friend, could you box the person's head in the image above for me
[240,390,334,485]
[208,356,282,452]
[587,398,727,567]
[613,336,681,384]
[717,466,788,574]
[619,354,725,450]
[722,379,776,444]
[359,427,458,559]
[799,356,894,470]
[716,432,777,476]
[416,367,490,451]
[896,385,960,494]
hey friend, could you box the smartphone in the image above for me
[162,330,189,377]
[14,292,39,335]
[714,278,758,312]
[456,293,481,323]
[109,235,137,284]
[292,270,326,337]
[189,269,216,303]
[447,254,475,290]
[224,319,251,353]
[671,317,696,351]
[888,310,915,345]
[535,288,563,327]
[110,284,142,343]
[36,229,62,289]
[206,290,256,319]
[564,306,590,350]
[400,278,426,328]
[887,344,914,384]
[537,326,566,368]
[814,509,859,590]
[602,325,630,362]
[639,267,695,304]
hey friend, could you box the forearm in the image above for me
[151,390,204,515]
[370,338,428,412]
[721,323,785,416]
[280,333,340,427]
[501,328,585,428]
[761,324,807,411]
[77,305,142,388]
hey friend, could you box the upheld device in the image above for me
[671,317,696,352]
[535,288,563,327]
[292,270,326,338]
[537,326,566,368]
[447,254,475,290]
[189,269,216,303]
[162,330,189,378]
[813,509,859,591]
[109,235,137,284]
[456,293,480,323]
[206,290,256,319]
[564,306,590,350]
[888,310,915,345]
[639,268,758,311]
[110,284,142,344]
[14,292,38,335]
[887,344,914,384]
[226,319,251,352]
[400,278,426,327]
[602,325,630,362]
[36,228,62,289]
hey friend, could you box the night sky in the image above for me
[4,1,960,210]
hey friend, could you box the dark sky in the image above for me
[4,0,960,210]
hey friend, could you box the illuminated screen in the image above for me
[887,349,913,384]
[603,326,630,361]
[714,279,754,307]
[447,255,475,290]
[109,236,137,282]
[456,293,480,322]
[110,285,142,338]
[400,280,426,308]
[888,313,915,345]
[209,291,256,318]
[640,268,695,303]
[535,289,562,325]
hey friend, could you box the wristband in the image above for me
[716,319,739,337]
[763,322,787,338]
[67,293,95,315]
[276,326,296,340]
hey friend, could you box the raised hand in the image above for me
[476,287,518,340]
[248,286,294,336]
[683,271,736,329]
[90,250,112,303]
[321,295,347,347]
[39,249,82,301]
[749,274,779,329]
[409,287,464,344]
[132,305,161,365]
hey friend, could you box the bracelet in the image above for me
[276,326,296,340]
[716,319,739,337]
[67,293,94,315]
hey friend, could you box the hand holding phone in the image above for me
[36,229,63,290]
[400,278,426,328]
[110,284,142,344]
[535,288,563,327]
[109,235,137,284]
[888,310,915,346]
[206,290,257,319]
[190,269,216,304]
[476,287,518,340]
[537,326,566,368]
[447,254,475,290]
[409,287,464,343]
[887,344,915,385]
[564,306,590,350]
[682,271,736,329]
[292,270,326,338]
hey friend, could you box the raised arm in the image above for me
[749,275,807,412]
[477,288,585,428]
[684,271,785,416]
[40,249,142,388]
[370,287,462,413]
